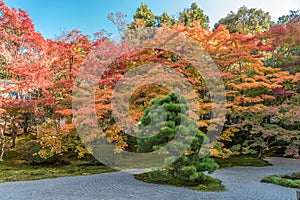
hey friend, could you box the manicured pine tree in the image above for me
[137,92,218,182]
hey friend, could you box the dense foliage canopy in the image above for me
[0,1,299,168]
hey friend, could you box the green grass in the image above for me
[0,137,118,183]
[134,171,226,192]
[0,159,116,183]
[261,173,300,189]
[214,155,271,168]
[0,147,116,183]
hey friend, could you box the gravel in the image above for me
[0,157,299,200]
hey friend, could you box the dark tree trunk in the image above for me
[258,147,265,159]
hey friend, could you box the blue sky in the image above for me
[3,0,300,39]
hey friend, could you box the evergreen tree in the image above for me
[155,12,176,27]
[129,3,156,28]
[137,92,218,182]
[178,2,210,28]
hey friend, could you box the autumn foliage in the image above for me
[0,1,299,163]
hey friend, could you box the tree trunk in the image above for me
[0,141,5,161]
[11,126,17,148]
[23,126,29,135]
[0,124,6,161]
[258,147,265,159]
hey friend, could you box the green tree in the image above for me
[277,10,300,24]
[214,6,273,34]
[178,2,209,28]
[137,92,218,182]
[155,12,175,27]
[129,3,156,28]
